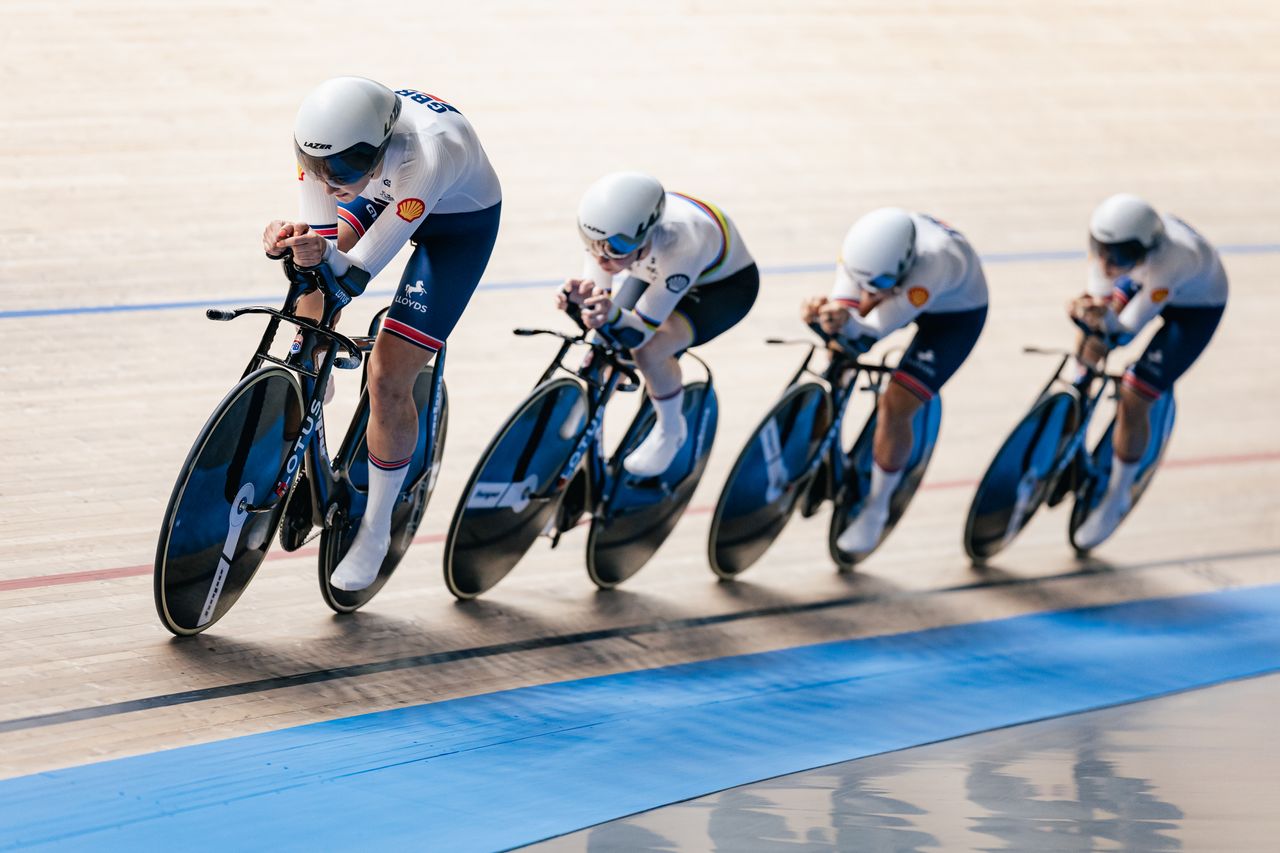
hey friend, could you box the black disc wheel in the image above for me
[318,365,448,613]
[1069,390,1176,553]
[443,377,589,599]
[154,367,304,636]
[707,381,833,579]
[828,394,943,570]
[588,381,719,589]
[963,390,1079,564]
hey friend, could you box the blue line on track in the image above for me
[2,585,1278,851]
[5,243,1277,321]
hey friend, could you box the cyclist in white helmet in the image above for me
[804,208,989,554]
[1069,194,1227,549]
[559,172,759,477]
[263,76,502,591]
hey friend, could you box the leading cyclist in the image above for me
[263,76,501,591]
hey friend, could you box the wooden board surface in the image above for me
[1,0,1278,778]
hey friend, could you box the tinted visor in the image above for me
[579,230,646,259]
[296,140,386,187]
[1090,236,1149,270]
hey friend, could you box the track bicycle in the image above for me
[443,308,717,597]
[708,324,941,578]
[153,259,447,635]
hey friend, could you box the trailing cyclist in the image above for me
[805,208,988,553]
[1069,194,1228,549]
[559,173,759,476]
[263,76,502,591]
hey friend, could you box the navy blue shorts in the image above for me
[892,306,987,402]
[338,199,501,351]
[1124,304,1224,400]
[676,264,760,347]
[619,263,759,349]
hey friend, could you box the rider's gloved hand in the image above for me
[816,300,851,337]
[557,278,595,311]
[800,295,827,325]
[273,222,328,268]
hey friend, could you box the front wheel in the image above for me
[707,381,833,579]
[443,377,589,599]
[154,367,304,636]
[962,390,1080,564]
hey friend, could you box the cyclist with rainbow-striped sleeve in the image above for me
[560,173,759,477]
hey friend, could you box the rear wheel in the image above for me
[318,365,448,613]
[707,382,833,579]
[829,393,943,570]
[154,367,304,636]
[443,378,588,599]
[588,380,719,588]
[1069,390,1176,553]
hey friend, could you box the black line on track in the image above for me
[3,546,1276,734]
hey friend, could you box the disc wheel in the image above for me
[828,394,943,570]
[1069,390,1176,554]
[588,381,719,589]
[154,367,304,636]
[318,365,448,613]
[962,390,1079,564]
[707,381,833,579]
[443,377,588,599]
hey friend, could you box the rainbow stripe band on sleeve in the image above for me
[671,192,730,278]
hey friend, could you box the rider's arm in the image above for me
[1098,249,1190,344]
[327,135,462,288]
[614,223,718,347]
[298,171,340,244]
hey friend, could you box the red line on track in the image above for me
[3,450,1277,594]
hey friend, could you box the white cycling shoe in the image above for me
[330,526,390,591]
[837,504,889,554]
[1074,491,1131,551]
[623,421,687,478]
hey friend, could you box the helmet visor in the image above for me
[1090,236,1149,270]
[580,230,646,260]
[296,140,385,188]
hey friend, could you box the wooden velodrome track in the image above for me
[1,0,1277,799]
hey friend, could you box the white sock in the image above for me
[1106,455,1140,503]
[868,462,904,516]
[362,453,411,538]
[650,387,684,433]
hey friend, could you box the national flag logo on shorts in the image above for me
[1151,288,1169,303]
[397,198,426,222]
[908,287,930,307]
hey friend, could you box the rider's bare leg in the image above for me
[837,382,923,552]
[331,333,435,590]
[624,315,695,477]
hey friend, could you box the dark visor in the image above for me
[296,140,386,187]
[1090,236,1149,270]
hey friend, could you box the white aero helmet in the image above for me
[1089,193,1164,269]
[294,77,402,186]
[577,172,666,258]
[840,207,918,290]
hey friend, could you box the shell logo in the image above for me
[1151,288,1169,303]
[907,287,930,307]
[297,166,305,181]
[397,198,426,222]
